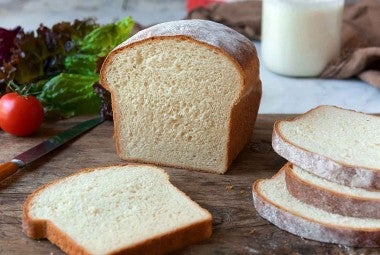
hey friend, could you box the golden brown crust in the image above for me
[225,31,261,170]
[110,219,212,255]
[272,106,380,189]
[252,164,380,247]
[24,216,211,255]
[100,21,262,174]
[23,165,212,255]
[285,164,380,219]
[227,83,261,169]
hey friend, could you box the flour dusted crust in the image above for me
[272,106,380,189]
[100,19,262,173]
[252,166,380,247]
[285,163,380,219]
[23,165,212,255]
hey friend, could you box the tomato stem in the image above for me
[7,81,36,97]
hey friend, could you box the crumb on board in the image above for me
[225,184,234,190]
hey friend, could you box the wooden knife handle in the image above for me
[0,162,19,182]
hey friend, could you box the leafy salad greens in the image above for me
[0,17,134,118]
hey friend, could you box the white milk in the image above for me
[261,0,344,77]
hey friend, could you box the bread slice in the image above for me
[285,163,380,219]
[23,165,212,255]
[272,105,380,189]
[252,165,380,247]
[100,19,262,174]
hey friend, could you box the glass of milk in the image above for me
[261,0,344,77]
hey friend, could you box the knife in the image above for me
[0,116,104,182]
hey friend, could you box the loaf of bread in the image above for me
[23,165,212,255]
[272,105,380,189]
[100,19,262,174]
[252,165,380,247]
[285,163,380,219]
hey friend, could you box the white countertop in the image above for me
[255,43,380,114]
[1,0,379,114]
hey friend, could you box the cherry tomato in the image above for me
[0,93,44,136]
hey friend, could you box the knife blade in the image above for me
[0,116,104,182]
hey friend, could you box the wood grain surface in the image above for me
[0,115,378,255]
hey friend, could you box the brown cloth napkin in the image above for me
[320,0,380,88]
[187,0,380,88]
[187,1,262,41]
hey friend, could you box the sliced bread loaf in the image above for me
[23,164,212,255]
[252,165,380,247]
[272,105,380,189]
[100,19,262,174]
[285,163,380,219]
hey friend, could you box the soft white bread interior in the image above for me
[272,105,380,189]
[23,165,212,255]
[285,163,380,219]
[100,20,261,174]
[252,165,380,247]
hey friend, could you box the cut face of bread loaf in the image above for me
[100,20,261,174]
[272,105,380,189]
[285,163,380,219]
[23,165,212,255]
[252,165,380,247]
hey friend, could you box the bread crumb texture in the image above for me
[27,165,211,254]
[105,38,240,172]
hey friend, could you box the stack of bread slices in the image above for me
[252,105,380,247]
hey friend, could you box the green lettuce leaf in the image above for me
[37,73,100,118]
[1,16,134,118]
[1,19,99,89]
[78,16,134,56]
[64,54,98,75]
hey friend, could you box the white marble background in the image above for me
[1,0,379,114]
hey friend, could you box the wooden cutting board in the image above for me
[0,115,377,254]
